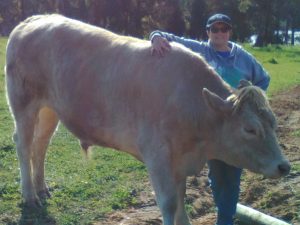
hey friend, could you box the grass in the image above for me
[0,131,148,224]
[1,37,300,224]
[1,127,148,224]
[292,129,300,137]
[243,44,300,95]
[293,163,300,174]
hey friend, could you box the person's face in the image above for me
[207,22,231,47]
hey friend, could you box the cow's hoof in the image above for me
[37,189,51,200]
[21,198,42,209]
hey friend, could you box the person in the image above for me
[149,13,270,225]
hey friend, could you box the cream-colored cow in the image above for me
[5,15,290,225]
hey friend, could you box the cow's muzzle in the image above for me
[278,161,291,176]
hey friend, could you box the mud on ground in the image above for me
[98,86,300,225]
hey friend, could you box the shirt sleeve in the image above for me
[249,54,270,91]
[235,46,270,91]
[149,30,205,53]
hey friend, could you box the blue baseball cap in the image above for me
[206,14,232,29]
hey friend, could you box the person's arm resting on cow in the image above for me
[150,30,270,92]
[150,30,205,56]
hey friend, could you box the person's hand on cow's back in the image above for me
[151,36,171,57]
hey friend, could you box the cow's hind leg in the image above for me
[13,104,41,207]
[31,107,58,200]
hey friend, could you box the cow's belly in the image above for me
[55,107,143,160]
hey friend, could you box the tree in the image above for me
[57,0,88,20]
[149,0,185,36]
[188,0,208,40]
[280,0,300,45]
[0,0,299,45]
[289,0,300,45]
[0,0,21,36]
[248,0,284,46]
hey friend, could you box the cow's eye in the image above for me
[243,127,257,136]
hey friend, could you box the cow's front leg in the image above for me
[148,164,177,224]
[145,149,191,225]
[175,178,191,225]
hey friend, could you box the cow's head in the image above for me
[202,80,290,178]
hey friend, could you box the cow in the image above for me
[5,14,290,225]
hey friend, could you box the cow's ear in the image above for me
[202,88,233,114]
[238,79,252,89]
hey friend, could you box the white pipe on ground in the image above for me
[236,203,292,225]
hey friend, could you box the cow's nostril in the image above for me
[278,163,291,176]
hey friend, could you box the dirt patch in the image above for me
[98,86,300,225]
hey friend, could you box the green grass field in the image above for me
[0,37,300,225]
[244,44,300,94]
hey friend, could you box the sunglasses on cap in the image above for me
[210,26,231,33]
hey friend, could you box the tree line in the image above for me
[0,0,300,46]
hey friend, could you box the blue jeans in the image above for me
[208,159,243,225]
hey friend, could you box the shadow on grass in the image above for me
[19,203,56,225]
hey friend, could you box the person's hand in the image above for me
[151,36,171,57]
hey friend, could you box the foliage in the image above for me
[1,0,300,45]
[0,0,186,38]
